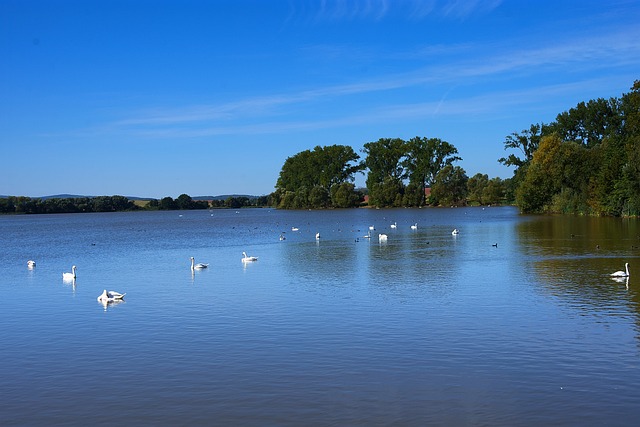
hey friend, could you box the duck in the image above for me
[190,257,209,270]
[610,263,630,278]
[62,265,76,280]
[97,289,125,303]
[242,251,258,262]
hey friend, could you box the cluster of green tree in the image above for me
[0,195,137,214]
[364,137,465,207]
[207,195,271,209]
[272,145,364,209]
[499,80,640,216]
[146,194,210,210]
[272,138,510,209]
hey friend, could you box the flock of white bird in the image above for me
[26,223,632,304]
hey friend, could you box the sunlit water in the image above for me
[1,207,639,426]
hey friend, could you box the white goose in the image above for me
[242,251,258,262]
[62,265,76,280]
[610,262,630,278]
[97,289,126,303]
[190,257,209,270]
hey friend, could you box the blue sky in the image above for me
[2,0,639,198]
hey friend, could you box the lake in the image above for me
[1,206,639,426]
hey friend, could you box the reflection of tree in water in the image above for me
[516,215,640,340]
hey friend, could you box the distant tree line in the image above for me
[499,80,640,216]
[0,195,138,214]
[0,193,272,215]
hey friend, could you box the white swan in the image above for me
[97,289,125,303]
[242,251,258,262]
[390,222,397,229]
[316,232,321,240]
[62,265,76,280]
[452,228,460,235]
[190,257,209,270]
[369,225,375,231]
[610,262,630,277]
[291,227,299,231]
[410,223,418,230]
[27,260,36,268]
[378,233,388,242]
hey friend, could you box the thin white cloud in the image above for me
[95,26,640,139]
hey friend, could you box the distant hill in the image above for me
[1,194,263,200]
[192,195,258,201]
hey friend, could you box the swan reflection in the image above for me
[610,276,629,289]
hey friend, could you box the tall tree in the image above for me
[404,136,461,205]
[431,165,468,207]
[362,138,407,207]
[275,144,363,209]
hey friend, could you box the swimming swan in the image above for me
[379,234,388,242]
[97,289,125,303]
[610,263,630,277]
[411,223,418,230]
[452,228,460,235]
[242,251,258,262]
[27,260,36,269]
[63,266,76,280]
[316,232,321,240]
[190,257,209,270]
[390,222,397,229]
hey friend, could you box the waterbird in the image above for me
[291,227,299,232]
[452,228,460,235]
[390,222,397,229]
[492,243,498,247]
[610,263,630,278]
[63,265,76,280]
[378,233,388,242]
[316,232,321,240]
[242,251,258,262]
[190,257,209,270]
[97,289,125,303]
[411,223,418,230]
[27,260,36,268]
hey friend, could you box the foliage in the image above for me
[361,136,463,207]
[274,144,364,209]
[506,80,640,216]
[431,165,468,206]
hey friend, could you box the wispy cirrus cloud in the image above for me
[288,0,503,23]
[100,25,639,139]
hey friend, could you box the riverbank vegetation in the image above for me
[501,80,639,216]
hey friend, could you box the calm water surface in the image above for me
[1,207,639,426]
